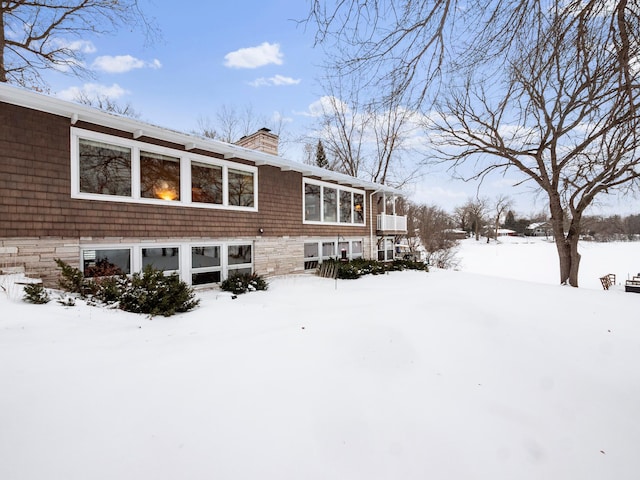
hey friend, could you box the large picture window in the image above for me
[304,184,321,221]
[323,187,337,223]
[192,162,223,205]
[353,193,365,224]
[141,152,180,201]
[79,139,131,196]
[303,179,365,225]
[228,169,254,207]
[340,190,352,223]
[72,128,257,211]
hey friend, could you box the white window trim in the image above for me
[71,127,258,212]
[303,178,366,226]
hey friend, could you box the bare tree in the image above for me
[431,5,640,286]
[406,202,458,267]
[195,104,291,154]
[74,91,140,119]
[306,1,638,112]
[459,198,488,242]
[1,1,158,87]
[314,79,367,178]
[491,195,513,242]
[312,74,420,186]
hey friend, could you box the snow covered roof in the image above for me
[0,83,402,196]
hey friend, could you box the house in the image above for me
[525,222,553,237]
[484,227,518,237]
[443,229,467,240]
[0,83,407,287]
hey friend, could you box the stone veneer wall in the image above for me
[0,238,79,286]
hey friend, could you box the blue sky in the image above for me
[38,0,635,217]
[48,1,322,135]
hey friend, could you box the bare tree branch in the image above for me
[1,0,159,87]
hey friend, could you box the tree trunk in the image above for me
[0,9,6,83]
[550,199,581,287]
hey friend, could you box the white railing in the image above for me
[377,214,407,232]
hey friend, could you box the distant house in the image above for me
[482,227,518,238]
[444,229,467,240]
[0,83,407,286]
[525,222,553,237]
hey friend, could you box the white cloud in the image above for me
[271,110,293,125]
[52,38,97,54]
[91,55,162,73]
[56,83,129,101]
[295,96,349,117]
[249,75,301,87]
[224,42,284,69]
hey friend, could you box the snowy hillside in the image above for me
[1,240,639,480]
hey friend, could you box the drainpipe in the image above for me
[369,188,384,260]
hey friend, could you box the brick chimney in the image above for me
[235,128,278,156]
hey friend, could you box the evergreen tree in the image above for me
[315,139,328,169]
[504,210,516,230]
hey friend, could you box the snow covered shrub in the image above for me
[220,272,269,295]
[92,275,127,305]
[118,265,199,316]
[336,262,361,279]
[22,283,50,304]
[425,247,460,270]
[349,258,387,275]
[391,259,429,271]
[55,258,90,296]
[56,295,76,307]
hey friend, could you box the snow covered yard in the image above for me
[1,241,640,480]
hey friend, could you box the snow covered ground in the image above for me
[1,238,639,480]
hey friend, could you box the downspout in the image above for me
[369,188,384,260]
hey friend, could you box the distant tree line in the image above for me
[402,196,640,270]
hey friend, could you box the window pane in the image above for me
[82,248,131,276]
[323,187,337,222]
[228,245,252,265]
[339,190,352,223]
[228,267,252,276]
[192,162,222,204]
[229,169,254,207]
[142,247,179,271]
[385,194,395,215]
[304,243,319,258]
[322,241,335,257]
[192,246,220,268]
[352,241,363,255]
[354,193,364,224]
[305,184,321,221]
[79,139,131,196]
[386,238,394,260]
[192,271,221,285]
[141,152,181,201]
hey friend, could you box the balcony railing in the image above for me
[377,214,407,233]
